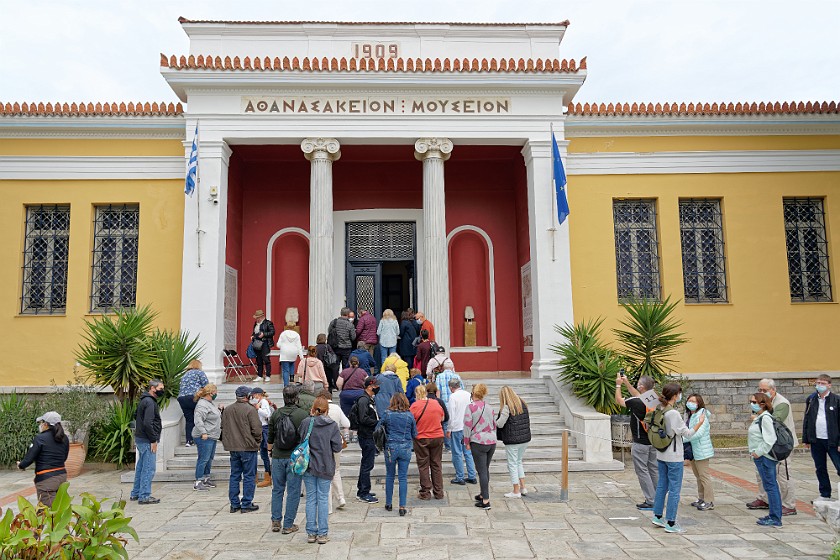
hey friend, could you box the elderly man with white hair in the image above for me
[746,378,798,516]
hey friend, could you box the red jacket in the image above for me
[355,312,378,344]
[410,398,445,439]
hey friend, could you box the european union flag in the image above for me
[552,131,570,225]
[185,124,198,196]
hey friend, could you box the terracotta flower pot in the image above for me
[66,442,86,478]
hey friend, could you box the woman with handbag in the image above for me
[410,384,446,501]
[297,345,329,391]
[337,356,368,442]
[464,383,496,510]
[379,393,417,516]
[298,396,343,544]
[277,322,305,387]
[683,393,715,511]
[496,386,531,498]
[315,333,340,391]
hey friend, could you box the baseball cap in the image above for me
[36,411,62,425]
[364,377,379,388]
[235,386,252,398]
[250,387,265,395]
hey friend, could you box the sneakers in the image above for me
[399,507,407,516]
[129,495,138,501]
[185,441,193,447]
[474,494,483,502]
[465,478,478,485]
[193,481,211,492]
[636,501,654,510]
[782,507,797,516]
[385,504,393,512]
[337,499,346,510]
[697,501,714,511]
[281,525,299,535]
[307,534,317,544]
[504,492,522,498]
[474,501,491,510]
[746,499,769,509]
[138,497,160,505]
[230,506,240,513]
[240,504,259,513]
[317,535,330,544]
[756,516,782,527]
[664,523,685,533]
[520,488,528,496]
[356,494,378,504]
[651,516,667,528]
[450,478,467,485]
[271,521,281,533]
[202,478,217,488]
[690,499,702,507]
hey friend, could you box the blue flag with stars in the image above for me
[185,124,198,196]
[552,131,570,225]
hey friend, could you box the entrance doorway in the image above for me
[345,222,417,318]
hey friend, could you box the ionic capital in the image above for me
[301,138,341,162]
[414,138,453,162]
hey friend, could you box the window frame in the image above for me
[20,204,71,315]
[679,198,729,304]
[783,197,832,303]
[613,198,662,302]
[90,204,140,313]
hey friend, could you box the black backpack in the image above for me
[327,319,339,348]
[273,411,298,450]
[348,398,362,431]
[757,414,795,461]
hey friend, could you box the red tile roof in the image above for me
[0,101,184,116]
[160,54,586,73]
[178,17,570,27]
[567,101,839,116]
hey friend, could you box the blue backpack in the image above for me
[291,418,315,476]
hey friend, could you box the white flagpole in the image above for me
[549,123,558,262]
[195,121,203,268]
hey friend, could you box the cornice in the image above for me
[0,115,186,139]
[0,156,184,180]
[566,115,840,137]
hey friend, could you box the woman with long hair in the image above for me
[17,411,69,506]
[683,393,715,511]
[377,309,400,366]
[192,384,221,491]
[178,359,208,447]
[379,393,417,516]
[277,322,304,386]
[496,386,532,498]
[315,333,340,391]
[337,356,367,442]
[651,382,705,534]
[398,310,419,367]
[297,345,329,391]
[749,393,783,527]
[299,396,343,544]
[464,383,496,510]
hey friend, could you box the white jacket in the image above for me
[277,329,304,362]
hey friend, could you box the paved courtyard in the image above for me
[0,454,836,559]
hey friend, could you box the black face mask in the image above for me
[371,387,380,395]
[151,389,163,398]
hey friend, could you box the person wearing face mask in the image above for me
[192,384,221,491]
[131,379,165,504]
[251,388,274,488]
[802,374,840,501]
[747,378,798,515]
[355,377,380,504]
[650,382,704,534]
[682,394,715,511]
[17,411,69,506]
[221,385,263,513]
[749,393,783,526]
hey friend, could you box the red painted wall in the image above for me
[513,154,534,371]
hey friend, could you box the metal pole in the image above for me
[560,429,569,502]
[549,123,557,261]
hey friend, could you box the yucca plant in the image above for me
[75,305,161,403]
[551,319,625,415]
[0,393,38,467]
[148,329,203,408]
[613,295,688,385]
[88,400,137,467]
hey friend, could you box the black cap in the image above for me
[364,377,379,388]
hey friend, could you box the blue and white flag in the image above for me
[551,131,570,225]
[185,123,198,196]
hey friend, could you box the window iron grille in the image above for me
[679,199,728,303]
[21,205,70,314]
[613,199,661,301]
[784,198,832,302]
[347,222,415,260]
[91,204,139,312]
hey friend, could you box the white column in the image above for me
[522,138,574,378]
[302,138,340,346]
[415,138,453,350]
[180,139,232,384]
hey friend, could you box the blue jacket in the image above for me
[374,372,405,418]
[683,408,714,461]
[350,349,376,375]
[378,410,417,446]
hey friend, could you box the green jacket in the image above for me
[683,409,714,461]
[267,404,309,459]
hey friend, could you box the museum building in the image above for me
[1,18,839,412]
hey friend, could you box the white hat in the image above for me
[36,411,62,425]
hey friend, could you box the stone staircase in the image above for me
[122,377,620,483]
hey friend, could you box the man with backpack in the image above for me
[328,308,357,369]
[267,386,310,534]
[615,373,658,510]
[350,377,380,503]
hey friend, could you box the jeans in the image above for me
[255,343,272,377]
[177,395,197,444]
[229,450,257,508]
[194,437,217,480]
[756,459,796,509]
[260,425,270,472]
[281,361,295,387]
[653,460,684,522]
[304,474,331,536]
[130,439,157,500]
[385,443,412,507]
[379,345,396,365]
[631,443,659,504]
[470,442,495,500]
[271,458,302,527]
[505,442,528,485]
[450,430,477,481]
[442,421,451,451]
[810,438,840,498]
[755,455,782,522]
[357,436,376,497]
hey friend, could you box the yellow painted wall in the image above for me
[0,170,185,386]
[566,140,840,373]
[567,135,840,153]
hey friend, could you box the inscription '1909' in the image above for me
[242,97,511,115]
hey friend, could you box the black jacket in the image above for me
[398,320,418,358]
[18,430,69,482]
[432,396,449,424]
[135,392,162,443]
[498,406,532,445]
[803,391,840,446]
[252,319,276,348]
[356,393,379,439]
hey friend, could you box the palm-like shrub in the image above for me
[88,400,137,467]
[148,329,203,408]
[0,393,38,467]
[613,296,688,385]
[75,305,160,403]
[551,319,625,415]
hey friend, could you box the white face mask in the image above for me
[250,397,261,405]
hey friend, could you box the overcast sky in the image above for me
[1,0,838,105]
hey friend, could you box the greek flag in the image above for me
[552,131,570,225]
[185,124,198,196]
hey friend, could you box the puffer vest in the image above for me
[498,405,531,445]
